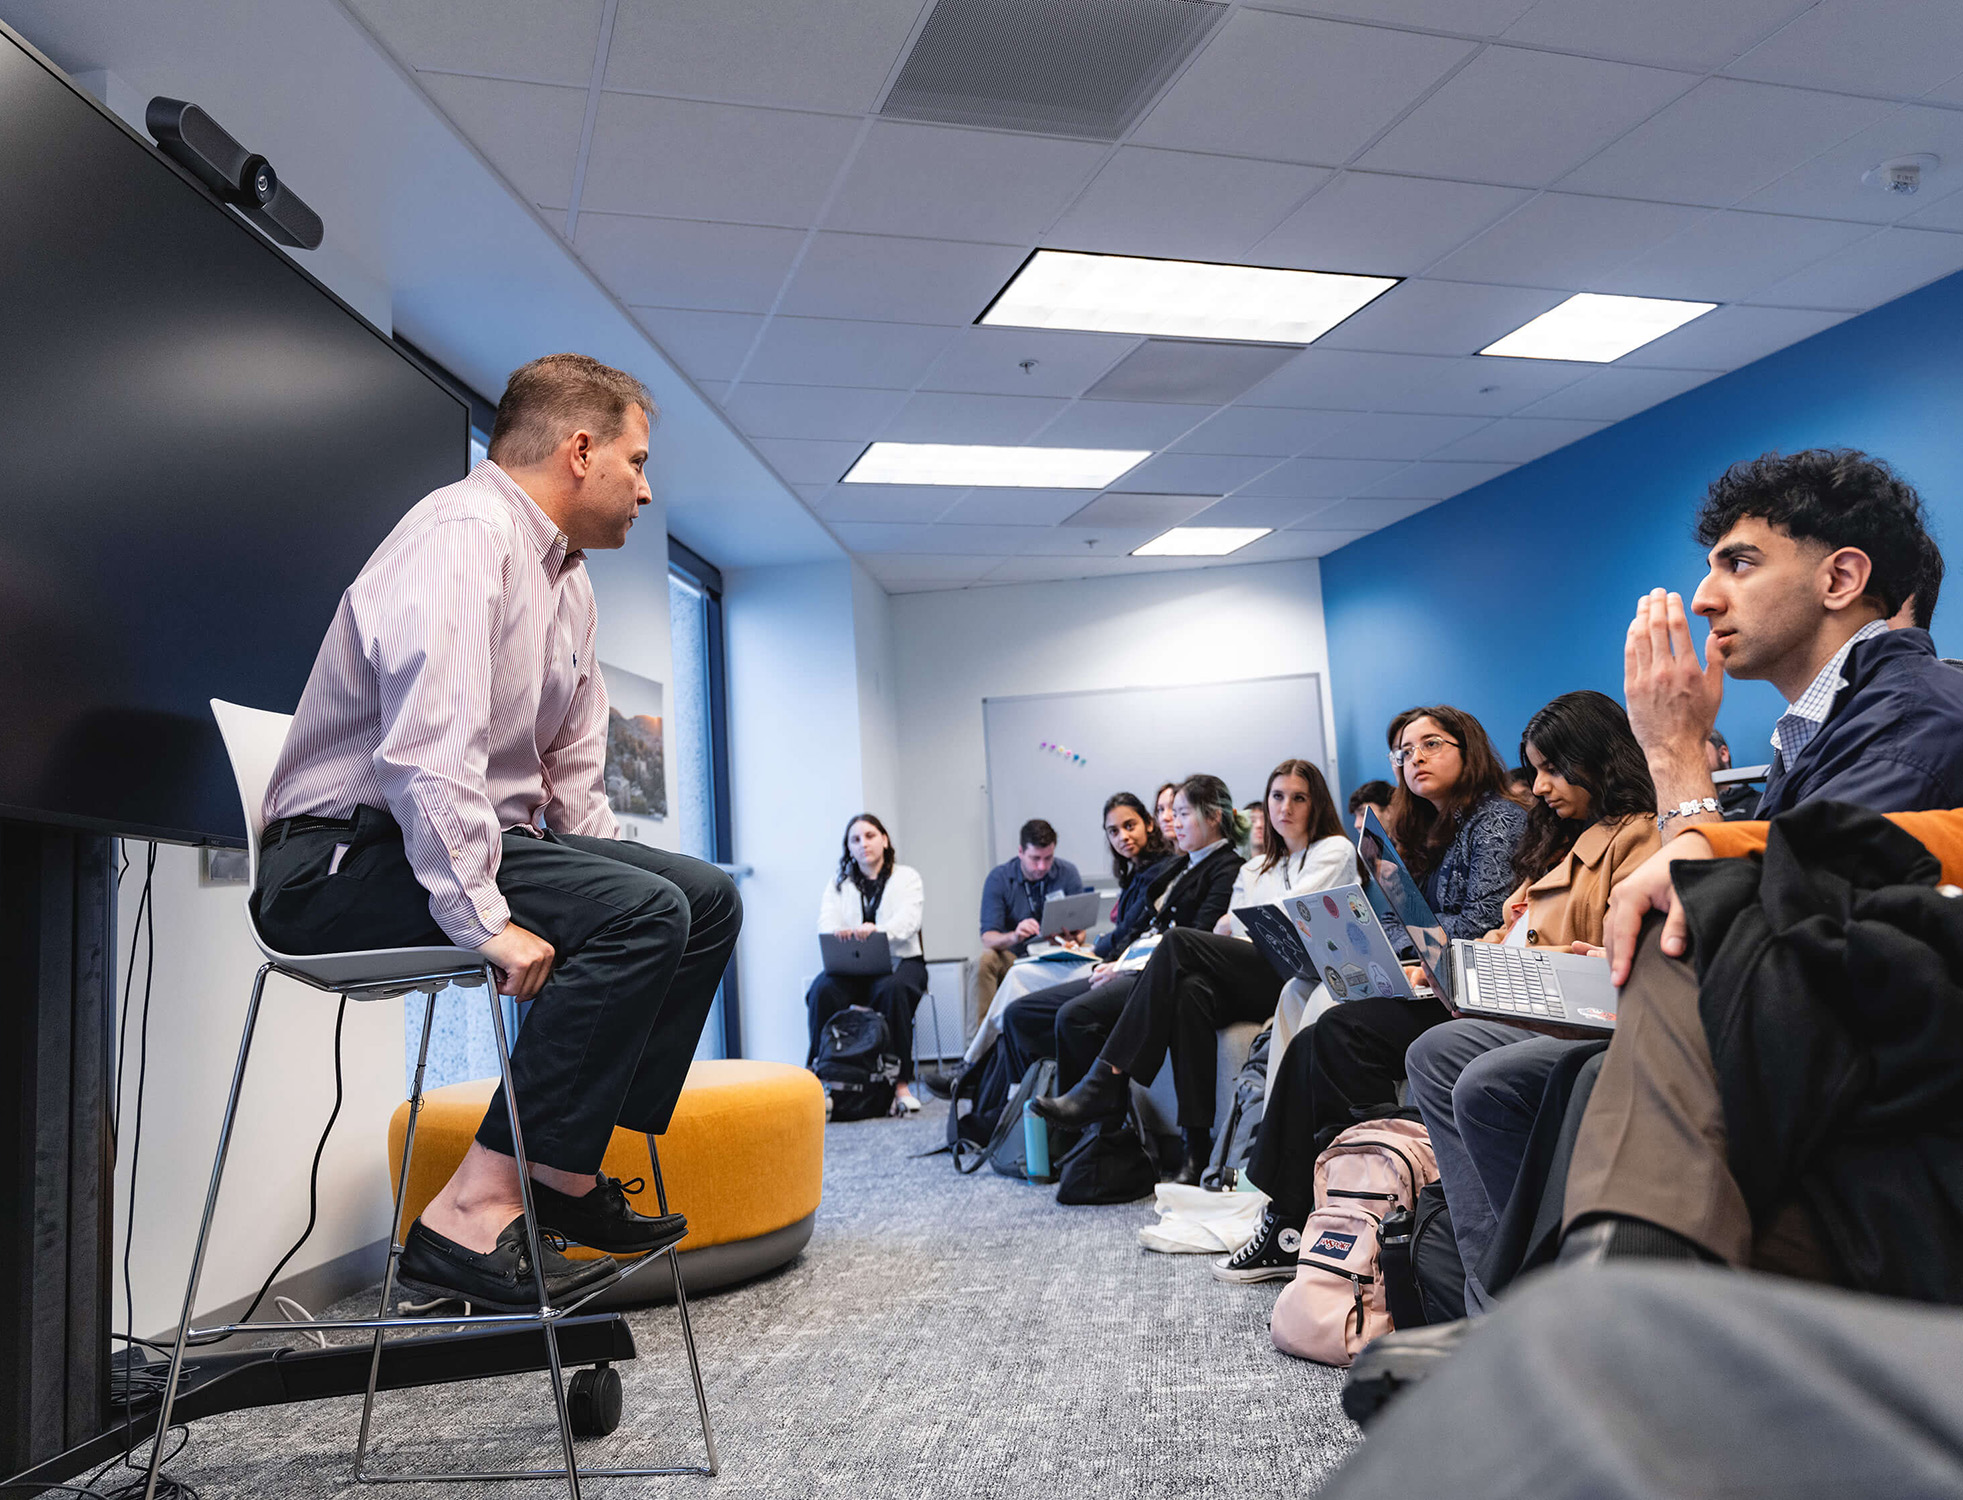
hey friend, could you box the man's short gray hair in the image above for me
[488,353,656,468]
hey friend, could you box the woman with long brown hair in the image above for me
[1032,759,1359,1183]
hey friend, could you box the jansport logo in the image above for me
[1310,1230,1358,1259]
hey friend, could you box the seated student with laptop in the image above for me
[806,813,928,1114]
[1215,707,1524,1281]
[1001,775,1245,1096]
[972,819,1089,1029]
[1401,690,1659,1306]
[1029,760,1358,1184]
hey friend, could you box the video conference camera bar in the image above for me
[146,96,324,250]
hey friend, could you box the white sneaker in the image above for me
[895,1089,922,1114]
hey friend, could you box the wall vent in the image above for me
[880,0,1227,141]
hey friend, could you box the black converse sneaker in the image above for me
[1212,1207,1301,1283]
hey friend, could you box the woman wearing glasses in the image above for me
[1217,706,1526,1282]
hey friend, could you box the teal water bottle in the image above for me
[1023,1099,1052,1182]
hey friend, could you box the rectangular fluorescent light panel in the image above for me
[981,250,1397,344]
[1480,292,1717,363]
[1132,526,1271,557]
[842,442,1150,488]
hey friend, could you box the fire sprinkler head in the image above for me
[1863,154,1939,196]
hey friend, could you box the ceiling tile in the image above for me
[1318,280,1567,356]
[1032,400,1215,448]
[860,553,999,585]
[605,0,924,112]
[937,489,1100,526]
[778,233,1026,324]
[1130,10,1473,164]
[740,317,955,387]
[1359,460,1516,497]
[1169,406,1362,457]
[1253,173,1533,278]
[1239,457,1411,497]
[879,391,1070,444]
[418,74,586,206]
[1224,528,1375,561]
[1293,496,1442,529]
[1084,341,1303,404]
[1357,47,1694,188]
[1616,304,1853,367]
[694,380,730,404]
[1559,79,1892,208]
[1515,366,1720,420]
[978,556,1142,584]
[1109,453,1281,494]
[1603,211,1875,302]
[1430,416,1609,462]
[573,214,805,311]
[1044,149,1330,263]
[752,437,867,485]
[800,483,959,524]
[834,522,1042,556]
[1427,194,1707,288]
[824,123,1106,243]
[1501,0,1814,71]
[917,327,1139,398]
[1063,493,1216,528]
[1248,349,1594,414]
[1259,0,1539,32]
[582,94,860,222]
[354,0,603,84]
[1743,227,1963,309]
[1186,495,1326,528]
[1743,106,1963,225]
[1019,527,1158,557]
[1728,0,1963,98]
[723,383,908,440]
[1904,188,1963,233]
[1306,413,1495,459]
[632,306,764,381]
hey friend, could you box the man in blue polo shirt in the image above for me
[971,818,1088,1032]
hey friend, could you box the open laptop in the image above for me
[1355,808,1619,1032]
[819,931,894,977]
[1259,886,1421,1001]
[1037,890,1102,938]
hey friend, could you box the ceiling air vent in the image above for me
[880,0,1227,141]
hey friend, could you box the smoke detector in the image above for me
[1862,154,1939,196]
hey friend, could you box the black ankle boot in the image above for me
[1031,1065,1129,1126]
[1172,1128,1212,1186]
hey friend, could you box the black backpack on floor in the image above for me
[1203,1022,1274,1190]
[1055,1103,1158,1205]
[1380,1180,1466,1328]
[814,1006,900,1122]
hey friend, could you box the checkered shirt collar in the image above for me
[1770,618,1890,766]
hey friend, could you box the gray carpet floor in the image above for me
[132,1101,1361,1498]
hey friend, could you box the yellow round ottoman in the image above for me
[386,1059,824,1304]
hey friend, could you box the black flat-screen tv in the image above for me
[0,23,467,845]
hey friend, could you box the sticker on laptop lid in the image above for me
[1577,1007,1617,1025]
[1323,895,1341,918]
[1323,965,1348,999]
[1347,892,1370,921]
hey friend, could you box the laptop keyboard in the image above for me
[1465,946,1568,1020]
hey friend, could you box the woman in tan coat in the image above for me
[1397,690,1660,1309]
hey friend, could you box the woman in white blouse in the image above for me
[807,813,929,1113]
[1032,759,1358,1183]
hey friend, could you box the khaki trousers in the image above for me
[970,946,1015,1039]
[1563,919,1832,1279]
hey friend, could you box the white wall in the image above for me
[851,562,901,828]
[723,561,867,1065]
[891,559,1339,963]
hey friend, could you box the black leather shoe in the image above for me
[1341,1317,1474,1426]
[1171,1128,1212,1186]
[1031,1065,1130,1126]
[529,1174,688,1256]
[396,1216,620,1313]
[918,1064,963,1100]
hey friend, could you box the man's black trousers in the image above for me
[1095,928,1281,1130]
[254,807,742,1174]
[804,957,929,1082]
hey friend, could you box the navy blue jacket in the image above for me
[1756,629,1963,820]
[1094,853,1181,959]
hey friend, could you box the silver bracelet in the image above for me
[1657,797,1721,836]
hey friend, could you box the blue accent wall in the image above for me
[1320,269,1963,796]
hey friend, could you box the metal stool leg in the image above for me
[489,973,586,1500]
[645,1133,718,1476]
[353,980,444,1480]
[143,964,271,1500]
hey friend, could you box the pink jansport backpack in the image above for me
[1269,1117,1437,1367]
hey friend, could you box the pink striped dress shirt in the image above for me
[266,460,619,948]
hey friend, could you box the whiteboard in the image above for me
[982,675,1329,878]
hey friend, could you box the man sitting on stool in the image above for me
[971,819,1086,1032]
[254,353,742,1312]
